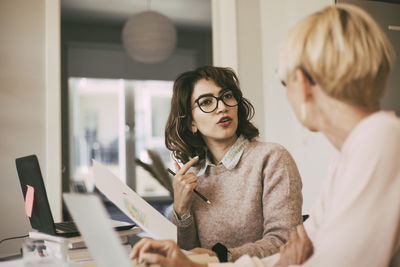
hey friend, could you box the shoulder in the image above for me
[339,111,400,187]
[348,111,400,154]
[242,140,298,170]
[245,140,293,159]
[362,111,400,135]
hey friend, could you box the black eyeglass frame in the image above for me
[192,90,240,113]
[280,67,316,87]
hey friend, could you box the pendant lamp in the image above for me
[122,3,177,64]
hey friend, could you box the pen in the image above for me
[167,168,211,205]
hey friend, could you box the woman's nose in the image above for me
[215,99,228,112]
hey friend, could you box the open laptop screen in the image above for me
[15,154,57,235]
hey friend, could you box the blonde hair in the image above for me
[278,3,395,109]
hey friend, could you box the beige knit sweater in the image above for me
[171,141,303,261]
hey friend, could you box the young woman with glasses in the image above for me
[162,66,303,261]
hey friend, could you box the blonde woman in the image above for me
[130,4,400,267]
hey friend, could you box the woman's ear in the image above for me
[294,68,314,102]
[191,122,198,134]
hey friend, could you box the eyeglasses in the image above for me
[279,67,316,87]
[192,90,239,113]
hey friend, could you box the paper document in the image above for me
[93,160,177,241]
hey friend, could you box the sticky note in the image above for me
[25,185,34,217]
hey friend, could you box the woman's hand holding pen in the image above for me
[172,156,199,216]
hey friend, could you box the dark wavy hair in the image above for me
[165,66,259,165]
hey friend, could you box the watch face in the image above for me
[181,213,189,220]
[180,210,191,220]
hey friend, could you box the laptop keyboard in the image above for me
[56,221,78,232]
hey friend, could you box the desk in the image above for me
[0,227,142,267]
[0,245,131,267]
[0,249,219,267]
[0,227,218,267]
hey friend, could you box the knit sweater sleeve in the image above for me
[229,145,303,261]
[170,208,201,250]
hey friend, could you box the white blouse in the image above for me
[210,111,400,267]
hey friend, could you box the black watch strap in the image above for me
[211,242,228,262]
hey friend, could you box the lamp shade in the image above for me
[122,11,177,64]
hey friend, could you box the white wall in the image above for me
[0,0,60,257]
[212,0,336,213]
[45,0,62,227]
[260,1,336,213]
[236,0,265,138]
[212,0,238,71]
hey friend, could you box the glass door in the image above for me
[69,77,126,191]
[68,77,173,197]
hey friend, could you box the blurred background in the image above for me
[61,0,212,214]
[1,0,399,258]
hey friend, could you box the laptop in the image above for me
[63,193,219,267]
[15,154,134,237]
[64,193,132,267]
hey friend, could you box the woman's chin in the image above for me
[205,133,237,144]
[306,125,319,132]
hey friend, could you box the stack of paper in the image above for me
[30,227,141,249]
[68,227,142,249]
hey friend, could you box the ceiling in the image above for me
[61,0,212,29]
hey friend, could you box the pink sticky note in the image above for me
[25,185,34,218]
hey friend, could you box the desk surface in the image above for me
[0,250,219,267]
[0,227,142,267]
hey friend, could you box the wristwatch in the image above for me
[177,209,191,221]
[172,209,192,227]
[212,242,232,262]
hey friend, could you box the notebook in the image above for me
[15,154,134,237]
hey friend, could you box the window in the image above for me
[69,77,173,197]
